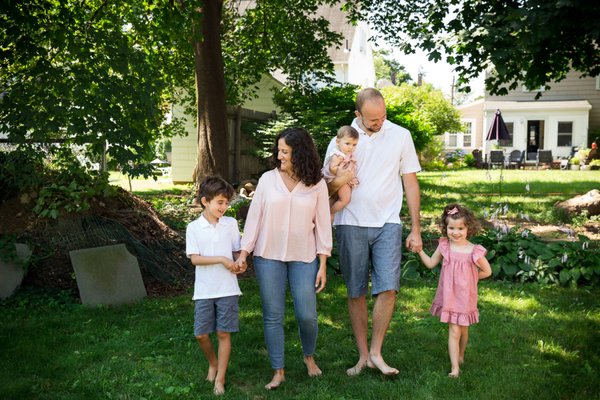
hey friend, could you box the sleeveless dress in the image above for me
[430,238,487,326]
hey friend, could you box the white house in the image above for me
[445,70,599,161]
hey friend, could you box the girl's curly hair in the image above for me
[270,127,322,186]
[439,203,481,238]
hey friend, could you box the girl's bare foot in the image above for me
[448,368,460,378]
[206,365,218,382]
[367,355,399,375]
[265,370,285,390]
[213,380,225,396]
[304,356,322,377]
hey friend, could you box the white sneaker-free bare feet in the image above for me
[346,358,368,376]
[265,370,285,390]
[213,380,225,395]
[304,356,322,377]
[206,365,218,382]
[448,370,460,378]
[367,354,399,376]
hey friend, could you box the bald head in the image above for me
[356,88,385,113]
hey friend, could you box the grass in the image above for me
[1,276,599,399]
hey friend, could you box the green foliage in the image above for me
[373,49,411,85]
[270,84,359,157]
[473,228,599,286]
[361,0,600,96]
[0,148,46,201]
[0,235,21,267]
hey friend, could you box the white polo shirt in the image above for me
[326,118,421,227]
[186,215,242,300]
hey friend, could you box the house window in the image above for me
[499,122,514,147]
[463,122,472,147]
[448,132,457,147]
[557,121,573,146]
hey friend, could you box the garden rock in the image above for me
[69,244,147,306]
[0,243,31,299]
[555,189,600,216]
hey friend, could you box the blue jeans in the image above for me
[254,256,319,370]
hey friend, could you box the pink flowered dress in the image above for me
[430,238,488,326]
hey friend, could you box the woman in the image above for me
[235,127,332,389]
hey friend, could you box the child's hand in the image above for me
[233,255,247,275]
[222,258,236,272]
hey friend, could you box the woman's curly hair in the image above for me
[439,203,481,238]
[270,127,322,186]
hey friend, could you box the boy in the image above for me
[186,176,246,395]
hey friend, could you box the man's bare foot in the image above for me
[367,354,399,376]
[213,380,225,395]
[304,356,322,377]
[459,357,465,365]
[265,370,285,390]
[206,365,218,382]
[346,359,368,376]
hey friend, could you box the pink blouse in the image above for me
[241,169,332,262]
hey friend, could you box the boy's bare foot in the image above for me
[265,370,285,390]
[304,356,322,377]
[213,381,225,396]
[206,365,218,382]
[367,355,399,376]
[346,358,368,376]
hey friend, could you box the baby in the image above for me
[323,125,359,216]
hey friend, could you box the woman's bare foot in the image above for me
[206,365,218,382]
[367,354,399,375]
[304,356,322,377]
[213,380,225,396]
[346,358,368,376]
[265,370,285,390]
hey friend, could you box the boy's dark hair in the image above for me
[197,176,235,203]
[439,203,481,238]
[337,125,359,140]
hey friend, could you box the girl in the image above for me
[322,125,359,216]
[417,204,492,378]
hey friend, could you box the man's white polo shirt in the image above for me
[326,118,421,227]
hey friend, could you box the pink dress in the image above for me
[430,238,487,326]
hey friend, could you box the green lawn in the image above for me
[1,276,598,400]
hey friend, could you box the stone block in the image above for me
[69,244,147,306]
[0,243,31,300]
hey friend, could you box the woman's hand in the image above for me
[315,257,327,293]
[234,252,248,274]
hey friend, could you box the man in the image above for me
[327,88,422,376]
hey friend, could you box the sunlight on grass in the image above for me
[535,339,581,361]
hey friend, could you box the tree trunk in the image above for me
[192,0,229,183]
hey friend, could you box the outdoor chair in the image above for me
[508,150,523,169]
[472,149,483,168]
[536,150,554,169]
[489,150,505,168]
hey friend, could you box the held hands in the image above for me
[230,255,247,275]
[405,231,423,253]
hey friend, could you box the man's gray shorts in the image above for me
[194,295,239,336]
[336,223,402,298]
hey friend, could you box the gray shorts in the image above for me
[336,223,402,298]
[194,295,239,336]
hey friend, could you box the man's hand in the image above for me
[405,231,423,253]
[328,160,356,195]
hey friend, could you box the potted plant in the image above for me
[589,159,600,170]
[569,157,580,170]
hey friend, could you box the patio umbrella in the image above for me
[150,158,167,165]
[485,109,510,198]
[486,109,510,141]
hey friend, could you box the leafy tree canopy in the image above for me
[361,0,600,96]
[373,49,411,86]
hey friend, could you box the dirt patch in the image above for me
[1,188,194,298]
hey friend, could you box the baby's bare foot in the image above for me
[265,371,285,390]
[206,365,218,382]
[304,356,322,377]
[213,380,225,396]
[367,355,399,376]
